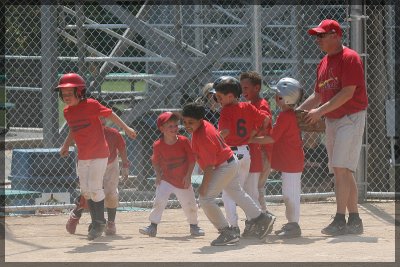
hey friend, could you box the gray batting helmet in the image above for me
[271,77,303,105]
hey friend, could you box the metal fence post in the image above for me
[40,4,60,147]
[350,1,367,203]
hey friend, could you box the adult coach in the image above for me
[298,19,368,236]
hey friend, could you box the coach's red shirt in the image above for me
[270,110,304,173]
[218,102,266,146]
[64,98,112,160]
[191,120,233,170]
[315,46,368,119]
[152,135,195,189]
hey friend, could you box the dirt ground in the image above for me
[2,201,398,263]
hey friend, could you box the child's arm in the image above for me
[106,112,137,139]
[152,163,163,186]
[183,161,196,189]
[248,135,275,145]
[118,143,130,180]
[198,165,214,196]
[60,130,74,157]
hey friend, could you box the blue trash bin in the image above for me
[8,148,79,210]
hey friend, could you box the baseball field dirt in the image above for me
[2,201,398,264]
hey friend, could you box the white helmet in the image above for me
[272,77,303,105]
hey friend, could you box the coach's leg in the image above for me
[333,167,350,215]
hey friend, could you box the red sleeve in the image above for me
[341,51,364,88]
[95,100,113,117]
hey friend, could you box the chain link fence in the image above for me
[2,3,397,214]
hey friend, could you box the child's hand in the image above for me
[155,177,161,187]
[121,167,129,179]
[60,146,69,157]
[125,127,137,139]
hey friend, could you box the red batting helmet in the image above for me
[56,73,86,98]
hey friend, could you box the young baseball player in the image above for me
[64,124,130,236]
[182,102,275,246]
[57,72,136,240]
[239,71,275,237]
[249,77,304,238]
[210,76,274,236]
[139,112,205,237]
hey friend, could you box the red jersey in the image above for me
[191,120,233,170]
[104,126,126,164]
[152,135,195,189]
[270,110,304,173]
[64,98,112,160]
[218,102,266,146]
[249,98,273,172]
[315,46,368,119]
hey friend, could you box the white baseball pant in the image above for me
[281,172,302,223]
[149,180,199,225]
[199,156,262,231]
[77,157,108,202]
[222,145,251,227]
[103,158,120,209]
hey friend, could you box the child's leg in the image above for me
[222,154,250,227]
[148,180,173,224]
[258,150,271,212]
[174,185,199,225]
[103,159,119,222]
[199,160,239,231]
[243,172,260,208]
[281,172,302,223]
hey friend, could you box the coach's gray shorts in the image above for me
[325,110,366,173]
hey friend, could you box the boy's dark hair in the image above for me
[182,102,205,120]
[239,71,262,87]
[212,76,242,98]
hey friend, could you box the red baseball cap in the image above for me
[156,112,178,129]
[307,19,342,37]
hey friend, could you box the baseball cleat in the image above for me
[139,224,157,237]
[321,218,347,236]
[346,218,363,235]
[211,227,239,246]
[105,221,116,236]
[254,212,276,239]
[275,222,301,238]
[65,210,80,234]
[241,220,256,238]
[190,224,205,236]
[87,221,106,240]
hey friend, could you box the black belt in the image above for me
[230,146,249,151]
[226,156,235,164]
